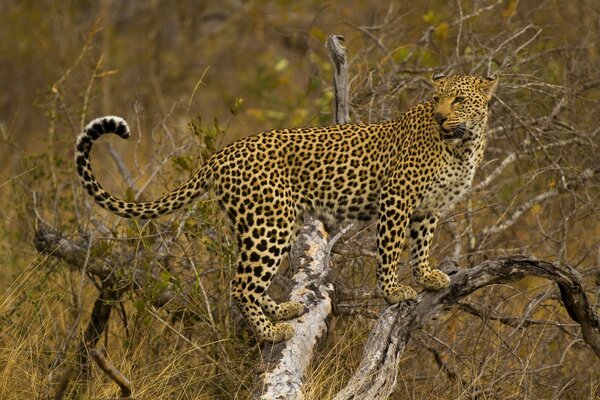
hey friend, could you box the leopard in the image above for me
[75,73,498,343]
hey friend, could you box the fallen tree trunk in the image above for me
[333,256,600,400]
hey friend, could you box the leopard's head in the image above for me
[430,73,498,140]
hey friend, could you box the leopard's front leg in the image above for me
[408,213,450,290]
[376,191,418,304]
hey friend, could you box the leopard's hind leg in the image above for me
[230,191,304,342]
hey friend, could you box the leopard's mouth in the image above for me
[440,123,466,141]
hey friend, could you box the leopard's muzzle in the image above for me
[440,123,466,141]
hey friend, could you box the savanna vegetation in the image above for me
[1,1,599,399]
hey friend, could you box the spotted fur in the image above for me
[75,73,498,342]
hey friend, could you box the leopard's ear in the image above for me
[479,74,498,100]
[431,72,446,88]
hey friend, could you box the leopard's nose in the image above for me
[433,113,447,127]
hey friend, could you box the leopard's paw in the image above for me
[259,322,295,343]
[417,269,451,290]
[263,300,306,321]
[381,284,418,304]
[276,301,305,321]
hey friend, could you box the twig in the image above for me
[483,188,558,236]
[455,0,504,24]
[471,138,584,192]
[0,167,37,189]
[421,340,458,381]
[456,300,577,333]
[134,144,191,201]
[90,349,132,398]
[480,166,598,236]
[33,223,198,317]
[107,143,137,190]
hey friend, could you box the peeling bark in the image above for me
[255,217,342,399]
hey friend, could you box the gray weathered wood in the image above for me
[333,256,600,399]
[256,218,350,399]
[326,35,351,125]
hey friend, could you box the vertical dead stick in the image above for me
[52,286,121,400]
[255,35,353,399]
[90,349,132,398]
[326,35,351,125]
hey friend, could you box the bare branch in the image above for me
[33,223,195,315]
[473,136,584,193]
[107,143,137,190]
[90,349,132,398]
[456,300,577,333]
[334,256,600,399]
[481,167,599,236]
[326,35,351,125]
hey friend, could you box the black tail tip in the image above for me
[84,116,130,139]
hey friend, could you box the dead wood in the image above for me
[253,34,353,399]
[326,35,351,125]
[255,217,348,399]
[90,349,132,398]
[333,256,600,400]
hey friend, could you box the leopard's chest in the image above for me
[418,142,483,214]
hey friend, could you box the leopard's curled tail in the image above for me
[75,116,210,219]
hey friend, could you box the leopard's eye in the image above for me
[453,96,465,104]
[432,95,440,103]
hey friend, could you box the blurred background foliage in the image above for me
[1,0,599,398]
